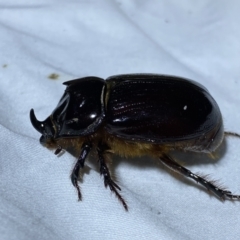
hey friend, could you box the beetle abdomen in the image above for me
[105,74,223,151]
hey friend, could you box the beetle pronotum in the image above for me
[30,74,240,210]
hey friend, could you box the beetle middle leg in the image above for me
[97,142,128,211]
[71,142,92,201]
[159,153,240,200]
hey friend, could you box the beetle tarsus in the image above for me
[223,192,240,200]
[97,143,128,211]
[70,142,92,201]
[159,153,240,200]
[72,176,82,201]
[224,131,240,138]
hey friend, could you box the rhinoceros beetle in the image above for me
[30,74,240,210]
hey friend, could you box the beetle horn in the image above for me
[30,109,44,134]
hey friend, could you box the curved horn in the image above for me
[30,109,44,134]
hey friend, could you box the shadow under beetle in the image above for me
[30,74,240,211]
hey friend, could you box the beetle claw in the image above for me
[71,172,82,201]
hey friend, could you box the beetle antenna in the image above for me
[54,145,63,155]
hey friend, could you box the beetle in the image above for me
[30,74,240,210]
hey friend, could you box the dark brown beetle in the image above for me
[30,74,240,210]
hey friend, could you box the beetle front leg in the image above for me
[71,142,92,201]
[97,142,128,211]
[159,153,240,200]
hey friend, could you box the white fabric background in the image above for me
[0,1,240,239]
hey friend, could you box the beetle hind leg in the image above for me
[97,142,128,211]
[159,153,240,200]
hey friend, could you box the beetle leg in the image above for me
[224,131,240,138]
[159,153,240,200]
[97,142,128,211]
[71,142,92,201]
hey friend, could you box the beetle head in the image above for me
[30,109,55,145]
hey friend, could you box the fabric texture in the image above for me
[0,1,240,239]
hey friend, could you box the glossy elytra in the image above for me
[30,74,240,210]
